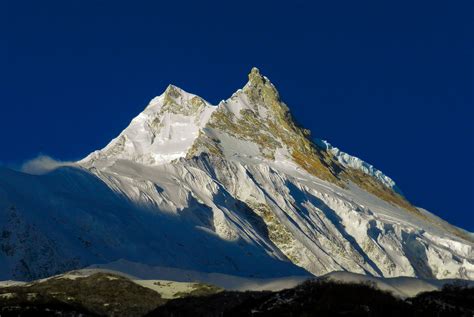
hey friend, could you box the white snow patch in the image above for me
[134,280,209,299]
[89,260,308,292]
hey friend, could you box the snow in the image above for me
[0,281,25,287]
[88,260,308,292]
[206,129,262,160]
[320,271,474,298]
[221,89,250,117]
[134,280,205,299]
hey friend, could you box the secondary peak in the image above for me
[164,84,184,98]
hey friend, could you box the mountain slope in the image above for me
[0,68,472,282]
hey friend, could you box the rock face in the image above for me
[1,68,473,282]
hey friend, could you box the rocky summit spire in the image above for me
[248,67,264,84]
[244,67,281,107]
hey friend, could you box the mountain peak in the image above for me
[163,84,185,99]
[80,84,216,167]
[246,67,271,87]
[243,67,281,109]
[248,66,263,81]
[81,69,410,212]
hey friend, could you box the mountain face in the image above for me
[1,68,473,282]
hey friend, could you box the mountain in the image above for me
[0,68,472,282]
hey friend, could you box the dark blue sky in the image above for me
[2,1,473,231]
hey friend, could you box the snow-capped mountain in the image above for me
[0,68,472,282]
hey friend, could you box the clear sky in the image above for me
[2,0,473,231]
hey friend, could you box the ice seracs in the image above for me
[315,139,400,192]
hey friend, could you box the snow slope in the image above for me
[4,266,472,298]
[0,68,472,283]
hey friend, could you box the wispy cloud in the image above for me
[21,155,75,175]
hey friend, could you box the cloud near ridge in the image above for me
[21,155,75,175]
